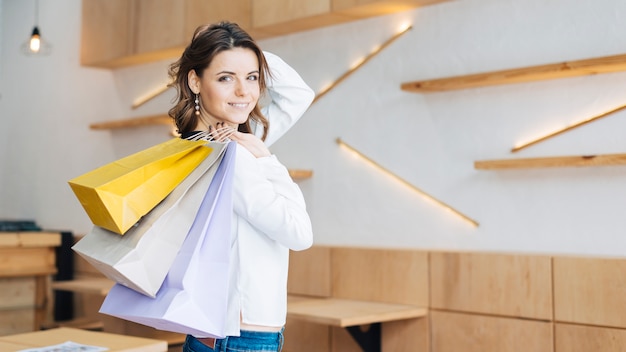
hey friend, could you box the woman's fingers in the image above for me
[208,123,235,142]
[229,131,271,158]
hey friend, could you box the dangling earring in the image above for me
[194,94,200,116]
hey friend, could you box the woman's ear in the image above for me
[187,70,200,94]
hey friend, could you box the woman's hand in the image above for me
[229,131,271,158]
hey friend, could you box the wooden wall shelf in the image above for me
[401,52,626,93]
[475,153,626,170]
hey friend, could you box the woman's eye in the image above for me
[248,75,259,81]
[218,76,233,82]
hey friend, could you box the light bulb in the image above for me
[29,27,41,53]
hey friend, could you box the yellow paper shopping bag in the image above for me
[68,138,212,235]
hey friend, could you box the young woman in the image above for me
[168,22,315,352]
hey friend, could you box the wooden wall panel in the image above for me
[252,0,331,27]
[430,251,552,320]
[555,323,626,352]
[184,0,260,40]
[251,0,351,36]
[554,256,626,327]
[283,319,331,352]
[332,0,447,18]
[80,0,133,66]
[382,316,429,352]
[133,0,185,53]
[331,248,429,306]
[430,311,553,352]
[288,246,332,297]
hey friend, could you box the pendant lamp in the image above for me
[21,0,51,55]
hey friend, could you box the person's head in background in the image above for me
[168,21,270,140]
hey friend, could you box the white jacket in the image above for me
[223,52,315,335]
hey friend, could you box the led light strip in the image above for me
[336,138,479,228]
[313,25,413,104]
[512,103,626,153]
[132,84,171,109]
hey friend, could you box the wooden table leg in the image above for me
[33,275,49,330]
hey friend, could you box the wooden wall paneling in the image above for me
[555,323,626,352]
[288,246,332,297]
[184,0,267,40]
[430,311,553,352]
[283,318,331,352]
[80,0,133,66]
[430,251,552,320]
[331,247,429,306]
[332,0,448,18]
[252,0,351,36]
[553,256,626,328]
[133,0,185,54]
[381,316,429,352]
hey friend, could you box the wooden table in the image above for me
[287,295,428,352]
[0,327,167,351]
[0,232,61,334]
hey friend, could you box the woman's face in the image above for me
[189,47,260,129]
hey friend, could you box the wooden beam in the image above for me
[401,53,626,93]
[89,114,173,130]
[475,153,626,170]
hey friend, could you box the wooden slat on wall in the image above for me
[400,52,626,93]
[430,311,553,352]
[331,247,429,306]
[430,252,552,320]
[553,256,626,328]
[555,323,626,352]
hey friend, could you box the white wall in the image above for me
[2,0,626,256]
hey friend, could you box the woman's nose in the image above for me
[235,80,247,96]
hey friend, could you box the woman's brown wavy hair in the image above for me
[168,22,270,140]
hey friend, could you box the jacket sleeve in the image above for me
[255,51,315,147]
[233,144,313,251]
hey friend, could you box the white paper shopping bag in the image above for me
[99,141,235,338]
[73,141,228,298]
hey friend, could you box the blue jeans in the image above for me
[183,329,284,352]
